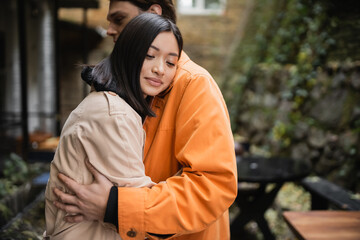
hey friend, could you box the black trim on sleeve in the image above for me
[104,185,118,231]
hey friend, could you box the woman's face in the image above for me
[140,31,179,97]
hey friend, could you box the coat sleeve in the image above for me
[79,93,153,188]
[116,75,238,239]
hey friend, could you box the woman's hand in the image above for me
[53,159,113,223]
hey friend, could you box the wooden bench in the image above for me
[283,211,360,240]
[301,176,360,210]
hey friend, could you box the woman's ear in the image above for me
[148,4,162,16]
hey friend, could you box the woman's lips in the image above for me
[146,77,162,87]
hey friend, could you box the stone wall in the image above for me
[234,62,360,191]
[224,0,360,191]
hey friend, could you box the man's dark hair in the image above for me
[111,0,176,23]
[84,13,183,119]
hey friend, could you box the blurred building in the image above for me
[0,0,251,161]
[0,0,103,160]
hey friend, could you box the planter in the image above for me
[0,172,49,228]
[0,190,46,240]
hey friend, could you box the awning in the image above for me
[57,0,99,8]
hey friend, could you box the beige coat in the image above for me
[44,91,154,240]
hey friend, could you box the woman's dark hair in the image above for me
[83,13,183,118]
[111,0,176,24]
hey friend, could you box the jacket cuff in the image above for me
[104,186,118,230]
[118,187,146,240]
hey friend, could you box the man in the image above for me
[53,1,237,239]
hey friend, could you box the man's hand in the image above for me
[53,159,113,223]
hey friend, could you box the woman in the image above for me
[44,13,183,240]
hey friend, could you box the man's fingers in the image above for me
[53,160,111,222]
[53,200,81,214]
[85,159,113,191]
[53,187,79,206]
[58,173,80,194]
[85,158,102,180]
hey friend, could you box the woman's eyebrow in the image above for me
[150,45,178,57]
[150,45,160,51]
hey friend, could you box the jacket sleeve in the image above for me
[79,93,153,188]
[117,75,237,239]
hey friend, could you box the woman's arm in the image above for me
[53,159,112,222]
[53,91,153,222]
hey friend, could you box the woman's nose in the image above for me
[152,62,164,76]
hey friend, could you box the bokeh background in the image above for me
[0,0,359,239]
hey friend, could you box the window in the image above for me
[178,0,226,15]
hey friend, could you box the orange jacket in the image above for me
[117,52,237,240]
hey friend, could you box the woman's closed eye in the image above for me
[167,61,176,67]
[146,54,155,59]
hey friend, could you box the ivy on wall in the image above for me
[224,0,337,129]
[222,0,360,190]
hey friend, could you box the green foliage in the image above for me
[0,153,30,224]
[3,153,29,185]
[224,0,338,136]
[0,153,45,199]
[0,179,16,199]
[0,201,12,220]
[0,154,49,228]
[0,153,30,200]
[0,200,46,240]
[271,121,293,147]
[222,0,360,190]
